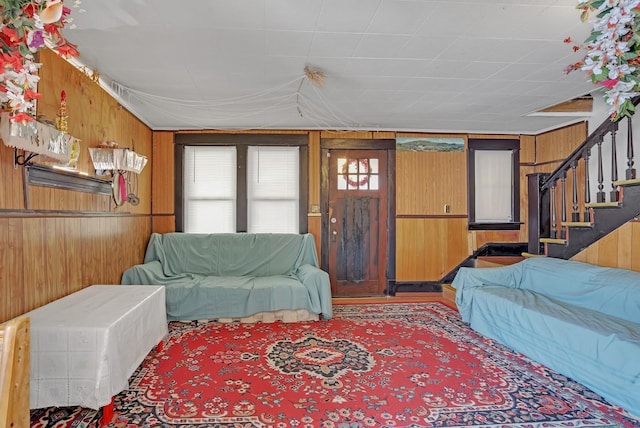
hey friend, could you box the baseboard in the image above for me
[386,281,442,295]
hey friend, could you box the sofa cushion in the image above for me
[164,275,314,321]
[454,257,640,324]
[144,232,319,277]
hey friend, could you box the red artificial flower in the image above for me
[564,37,572,44]
[22,2,38,18]
[24,89,42,101]
[1,26,20,45]
[9,112,35,124]
[573,45,580,52]
[44,23,61,39]
[55,42,79,58]
[2,51,24,71]
[600,78,619,89]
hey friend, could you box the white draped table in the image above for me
[26,285,168,423]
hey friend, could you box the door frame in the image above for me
[320,138,396,294]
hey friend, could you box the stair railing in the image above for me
[527,97,639,255]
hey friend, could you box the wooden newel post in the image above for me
[527,172,550,255]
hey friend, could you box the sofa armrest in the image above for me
[295,264,333,319]
[121,260,172,285]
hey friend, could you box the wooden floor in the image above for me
[332,290,456,309]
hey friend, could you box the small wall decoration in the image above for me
[396,137,464,152]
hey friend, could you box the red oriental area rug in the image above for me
[31,302,640,428]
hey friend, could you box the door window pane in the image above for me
[337,157,379,190]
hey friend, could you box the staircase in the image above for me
[529,100,640,259]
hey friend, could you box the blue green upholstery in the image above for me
[452,257,640,417]
[121,233,332,321]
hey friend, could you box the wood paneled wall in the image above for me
[572,219,640,269]
[0,216,150,321]
[0,50,153,323]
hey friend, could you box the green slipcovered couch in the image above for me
[121,232,332,321]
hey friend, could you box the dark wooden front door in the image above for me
[327,149,388,296]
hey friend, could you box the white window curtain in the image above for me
[183,146,237,233]
[247,146,299,233]
[474,150,513,222]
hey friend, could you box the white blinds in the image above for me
[247,146,299,233]
[183,146,237,233]
[474,150,513,222]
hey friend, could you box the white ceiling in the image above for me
[65,0,598,134]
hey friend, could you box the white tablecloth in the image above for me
[26,285,168,410]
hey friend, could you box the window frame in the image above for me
[467,138,521,230]
[174,133,308,233]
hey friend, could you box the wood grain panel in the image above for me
[571,220,640,271]
[373,131,396,139]
[0,145,25,210]
[0,219,10,319]
[307,215,322,261]
[396,151,467,215]
[0,216,151,323]
[535,122,588,164]
[520,135,535,164]
[6,220,24,320]
[64,218,84,294]
[472,229,522,250]
[22,218,48,311]
[320,131,372,139]
[152,131,175,214]
[396,217,468,281]
[152,215,175,234]
[308,131,321,209]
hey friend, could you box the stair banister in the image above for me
[611,128,619,202]
[626,115,636,180]
[529,95,640,258]
[597,138,606,203]
[540,117,618,192]
[584,148,591,222]
[571,160,579,222]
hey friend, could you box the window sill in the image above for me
[468,222,522,231]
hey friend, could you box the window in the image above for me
[183,146,237,233]
[247,146,300,233]
[467,139,520,230]
[175,134,308,233]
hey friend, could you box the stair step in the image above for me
[585,201,621,208]
[613,178,640,186]
[442,284,457,309]
[521,252,546,258]
[540,237,567,245]
[475,255,524,268]
[561,221,593,227]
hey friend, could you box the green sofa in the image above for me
[121,232,332,321]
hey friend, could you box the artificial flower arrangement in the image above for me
[566,0,640,120]
[0,0,80,123]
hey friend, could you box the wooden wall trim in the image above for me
[0,211,145,218]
